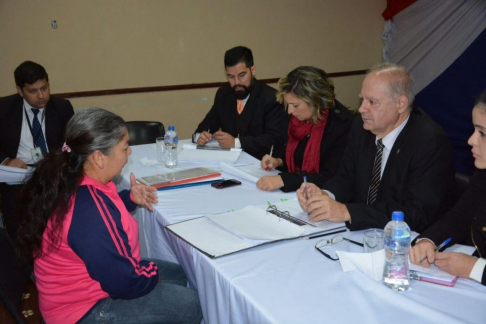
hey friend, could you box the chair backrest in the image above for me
[0,227,31,324]
[454,172,471,204]
[126,121,165,146]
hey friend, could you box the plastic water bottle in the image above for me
[383,211,411,291]
[164,126,178,168]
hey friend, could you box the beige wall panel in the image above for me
[0,0,385,138]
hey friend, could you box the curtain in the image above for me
[382,0,486,174]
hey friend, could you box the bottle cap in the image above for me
[391,211,404,221]
[168,126,175,131]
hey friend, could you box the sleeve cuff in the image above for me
[469,258,486,283]
[234,138,241,149]
[193,133,200,143]
[415,238,437,248]
[323,190,335,200]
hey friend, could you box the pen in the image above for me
[303,175,310,216]
[303,175,308,200]
[265,145,274,170]
[307,228,346,240]
[419,237,452,263]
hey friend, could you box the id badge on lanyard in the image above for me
[30,147,43,163]
[24,106,45,163]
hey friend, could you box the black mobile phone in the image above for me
[211,179,242,189]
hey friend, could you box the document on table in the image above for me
[219,162,280,183]
[180,144,242,163]
[0,165,34,184]
[166,205,306,258]
[410,244,476,286]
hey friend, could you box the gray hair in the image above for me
[66,108,127,158]
[368,62,415,108]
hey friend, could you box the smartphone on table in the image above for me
[211,179,242,189]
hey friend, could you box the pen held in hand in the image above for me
[419,237,452,263]
[303,175,310,216]
[265,145,274,171]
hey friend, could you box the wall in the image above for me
[0,0,386,138]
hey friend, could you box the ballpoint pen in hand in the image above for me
[303,175,310,216]
[265,145,274,170]
[419,237,452,263]
[303,175,308,200]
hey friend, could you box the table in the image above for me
[118,143,486,324]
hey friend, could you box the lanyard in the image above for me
[24,105,46,147]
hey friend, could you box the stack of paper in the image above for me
[137,167,222,189]
[219,162,280,183]
[179,144,242,163]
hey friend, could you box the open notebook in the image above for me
[410,244,476,286]
[166,199,345,258]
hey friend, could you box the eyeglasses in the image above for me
[314,235,364,261]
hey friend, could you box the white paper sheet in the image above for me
[267,199,346,235]
[219,162,280,183]
[208,206,304,240]
[0,165,34,184]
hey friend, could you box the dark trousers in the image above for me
[0,183,21,242]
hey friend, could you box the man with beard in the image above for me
[193,46,286,159]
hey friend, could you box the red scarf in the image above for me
[286,110,329,173]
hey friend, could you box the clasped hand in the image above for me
[409,240,477,279]
[197,130,235,148]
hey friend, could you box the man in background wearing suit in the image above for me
[0,61,74,240]
[297,63,455,232]
[193,46,287,159]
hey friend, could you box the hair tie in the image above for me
[62,142,71,153]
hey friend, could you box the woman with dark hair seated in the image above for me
[410,90,486,285]
[15,108,202,323]
[257,66,353,192]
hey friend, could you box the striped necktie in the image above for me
[31,108,48,155]
[366,139,384,205]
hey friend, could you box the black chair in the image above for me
[126,121,165,146]
[454,172,471,204]
[0,227,38,324]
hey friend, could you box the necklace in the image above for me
[471,225,483,258]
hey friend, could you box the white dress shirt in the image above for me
[17,99,47,164]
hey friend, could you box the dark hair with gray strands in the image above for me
[16,108,127,262]
[368,62,415,108]
[475,90,486,113]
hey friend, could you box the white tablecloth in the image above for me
[118,143,486,324]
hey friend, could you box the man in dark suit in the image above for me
[193,46,287,159]
[297,63,455,232]
[0,61,74,239]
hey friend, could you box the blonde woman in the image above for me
[258,66,353,192]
